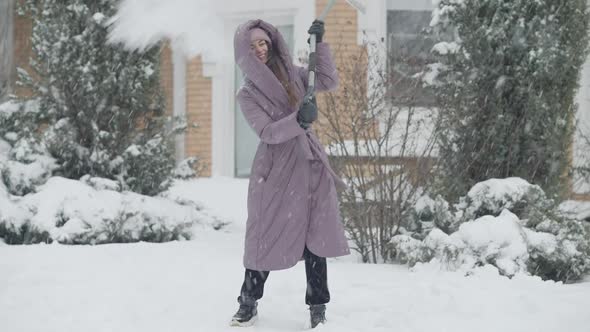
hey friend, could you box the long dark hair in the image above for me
[265,41,299,107]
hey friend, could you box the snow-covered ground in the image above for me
[1,176,590,332]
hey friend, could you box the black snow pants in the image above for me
[239,247,330,305]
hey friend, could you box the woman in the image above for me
[231,19,350,329]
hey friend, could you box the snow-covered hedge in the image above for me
[430,0,589,200]
[0,100,57,196]
[2,138,58,196]
[0,177,222,245]
[1,100,216,245]
[391,178,590,282]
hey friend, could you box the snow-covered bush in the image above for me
[11,0,189,196]
[391,178,590,282]
[0,177,219,245]
[389,235,433,266]
[2,158,54,196]
[172,157,200,180]
[401,178,555,237]
[459,178,550,220]
[116,135,175,196]
[1,137,58,195]
[574,128,590,202]
[0,100,40,142]
[431,0,590,201]
[526,213,590,282]
[0,98,202,245]
[79,174,121,191]
[0,1,204,245]
[402,194,459,237]
[1,102,59,195]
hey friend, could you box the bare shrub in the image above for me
[319,41,440,263]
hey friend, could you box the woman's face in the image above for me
[251,39,269,64]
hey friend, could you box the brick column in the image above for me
[0,0,14,100]
[185,56,213,177]
[160,41,174,117]
[315,0,369,145]
[13,0,34,98]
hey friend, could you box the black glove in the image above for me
[307,19,325,44]
[298,119,311,130]
[297,94,318,129]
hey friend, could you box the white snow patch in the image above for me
[422,62,445,86]
[1,212,589,332]
[0,100,20,116]
[80,175,121,191]
[164,176,249,232]
[432,41,461,55]
[92,12,106,24]
[3,132,17,142]
[451,210,528,276]
[464,177,535,214]
[560,200,590,221]
[124,144,141,157]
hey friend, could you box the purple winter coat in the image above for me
[235,19,350,271]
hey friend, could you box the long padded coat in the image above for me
[235,19,350,271]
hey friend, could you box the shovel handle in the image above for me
[318,0,337,21]
[307,0,336,95]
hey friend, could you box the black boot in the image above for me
[230,296,258,327]
[309,304,326,328]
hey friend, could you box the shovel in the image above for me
[303,0,366,126]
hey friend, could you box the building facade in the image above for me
[3,0,590,198]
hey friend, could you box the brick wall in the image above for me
[161,44,213,177]
[160,42,174,117]
[0,0,14,100]
[185,56,212,177]
[13,1,33,98]
[315,0,374,145]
